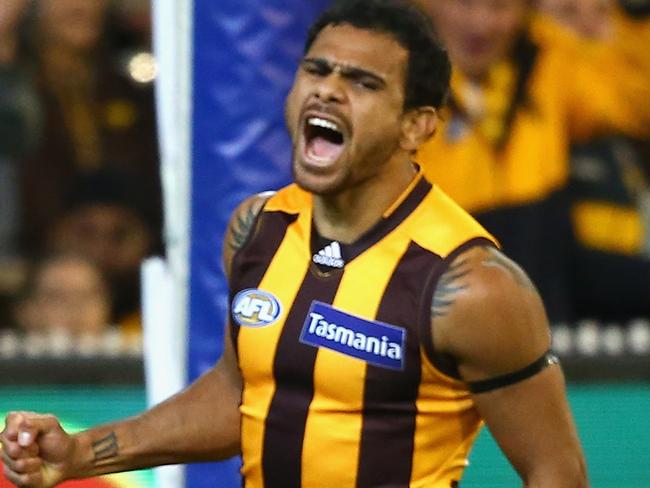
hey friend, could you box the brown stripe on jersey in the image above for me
[356,241,441,487]
[262,269,343,488]
[229,211,298,351]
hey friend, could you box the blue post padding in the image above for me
[189,1,330,486]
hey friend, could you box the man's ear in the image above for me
[399,106,438,152]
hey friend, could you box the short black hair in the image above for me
[305,0,451,110]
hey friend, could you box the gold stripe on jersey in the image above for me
[408,184,500,254]
[301,231,413,487]
[238,206,312,486]
[264,182,312,214]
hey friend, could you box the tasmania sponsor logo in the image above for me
[299,301,405,370]
[231,288,282,327]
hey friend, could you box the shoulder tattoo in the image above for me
[224,194,273,278]
[482,248,536,291]
[227,201,263,254]
[431,257,471,318]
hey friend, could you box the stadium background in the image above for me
[1,1,649,487]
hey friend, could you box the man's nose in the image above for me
[313,73,346,103]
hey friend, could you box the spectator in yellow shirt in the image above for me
[413,0,650,322]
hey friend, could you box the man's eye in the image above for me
[357,80,379,91]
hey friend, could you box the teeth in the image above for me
[307,117,341,133]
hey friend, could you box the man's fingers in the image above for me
[2,450,43,474]
[2,442,44,488]
[11,414,60,448]
[1,412,60,487]
[18,429,34,447]
[14,422,40,451]
[3,466,43,488]
[2,411,66,487]
[4,412,49,442]
[3,412,30,440]
[1,438,39,459]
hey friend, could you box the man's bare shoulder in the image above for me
[431,246,551,382]
[223,192,275,279]
[432,245,535,311]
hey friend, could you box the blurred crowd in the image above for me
[0,0,160,349]
[414,0,650,326]
[0,0,648,354]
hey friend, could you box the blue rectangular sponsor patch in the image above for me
[299,301,406,370]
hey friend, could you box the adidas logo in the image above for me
[313,241,345,268]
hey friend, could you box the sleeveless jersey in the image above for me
[229,172,496,488]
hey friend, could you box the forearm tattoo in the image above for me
[92,432,118,462]
[431,258,471,318]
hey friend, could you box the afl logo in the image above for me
[232,289,282,327]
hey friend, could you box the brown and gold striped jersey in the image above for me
[229,171,496,488]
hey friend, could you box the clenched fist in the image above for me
[0,412,77,488]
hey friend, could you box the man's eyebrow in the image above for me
[302,57,387,87]
[301,57,332,71]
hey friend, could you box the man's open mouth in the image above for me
[303,116,346,165]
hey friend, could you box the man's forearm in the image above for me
[65,365,242,480]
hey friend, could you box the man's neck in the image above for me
[312,160,417,244]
